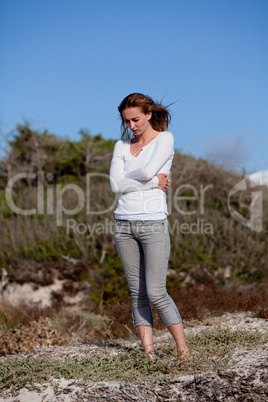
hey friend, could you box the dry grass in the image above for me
[172,283,268,321]
[101,283,268,339]
[1,282,267,350]
[0,301,51,331]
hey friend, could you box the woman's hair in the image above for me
[118,93,171,138]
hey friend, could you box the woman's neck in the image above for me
[132,127,160,145]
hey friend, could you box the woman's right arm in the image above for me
[125,131,174,181]
[109,141,159,193]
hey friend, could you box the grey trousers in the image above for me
[113,219,182,327]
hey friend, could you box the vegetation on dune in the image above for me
[0,327,266,392]
[0,285,267,350]
[0,123,267,320]
[0,124,267,395]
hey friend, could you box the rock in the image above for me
[0,279,66,308]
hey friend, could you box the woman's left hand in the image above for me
[157,173,170,192]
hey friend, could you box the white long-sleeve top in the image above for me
[109,131,175,220]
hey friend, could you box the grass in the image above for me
[0,328,266,392]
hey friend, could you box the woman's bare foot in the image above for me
[177,348,193,360]
[145,350,156,361]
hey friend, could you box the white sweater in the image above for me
[109,131,175,220]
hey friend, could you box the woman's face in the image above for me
[121,107,152,136]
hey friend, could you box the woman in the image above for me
[109,93,191,359]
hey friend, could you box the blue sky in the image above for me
[0,0,267,173]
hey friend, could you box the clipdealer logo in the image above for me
[228,171,266,233]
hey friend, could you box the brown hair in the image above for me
[118,93,171,138]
